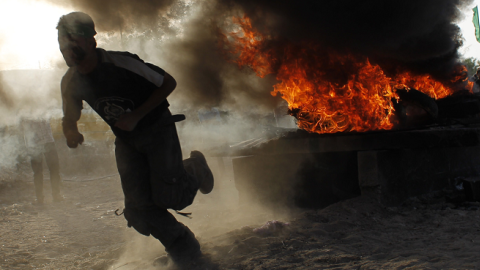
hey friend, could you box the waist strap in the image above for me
[157,114,186,126]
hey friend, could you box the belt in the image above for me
[156,114,186,126]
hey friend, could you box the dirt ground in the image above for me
[1,164,480,270]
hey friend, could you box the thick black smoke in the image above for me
[159,4,281,109]
[220,0,473,81]
[47,0,473,109]
[47,0,176,32]
[47,0,280,110]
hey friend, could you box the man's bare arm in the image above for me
[114,72,177,131]
[61,71,84,148]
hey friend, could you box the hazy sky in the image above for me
[1,0,480,70]
[458,0,480,59]
[0,0,69,70]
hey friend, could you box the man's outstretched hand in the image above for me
[65,130,84,148]
[114,113,140,131]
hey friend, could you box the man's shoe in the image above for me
[190,151,214,194]
[166,225,202,264]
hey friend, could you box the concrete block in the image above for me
[358,146,480,205]
[232,152,360,210]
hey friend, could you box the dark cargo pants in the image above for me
[115,113,201,257]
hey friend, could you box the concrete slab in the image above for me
[230,127,480,208]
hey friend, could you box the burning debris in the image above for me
[220,14,476,134]
[212,1,480,209]
[37,0,473,127]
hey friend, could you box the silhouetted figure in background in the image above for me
[21,118,62,204]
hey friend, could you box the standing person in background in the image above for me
[56,12,214,267]
[21,118,63,204]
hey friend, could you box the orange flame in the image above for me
[222,16,472,134]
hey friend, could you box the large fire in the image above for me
[221,16,473,134]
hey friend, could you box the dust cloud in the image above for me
[0,69,64,171]
[0,23,67,170]
[110,156,293,269]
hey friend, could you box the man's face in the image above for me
[58,33,93,67]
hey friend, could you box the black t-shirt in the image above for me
[61,48,170,138]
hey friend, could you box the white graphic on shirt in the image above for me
[104,102,125,121]
[94,97,135,125]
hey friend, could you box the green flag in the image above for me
[473,6,480,43]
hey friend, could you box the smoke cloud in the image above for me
[46,0,474,111]
[47,0,176,32]
[47,0,281,112]
[219,0,474,82]
[0,69,63,169]
[0,70,63,122]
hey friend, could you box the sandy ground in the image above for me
[1,165,480,270]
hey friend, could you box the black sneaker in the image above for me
[157,226,202,267]
[190,151,214,194]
